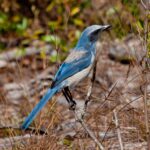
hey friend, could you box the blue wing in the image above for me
[51,50,92,88]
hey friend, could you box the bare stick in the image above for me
[85,59,97,109]
[85,43,102,110]
[141,0,150,147]
[144,73,149,150]
[71,44,105,149]
[113,109,124,150]
[74,110,104,150]
[144,73,149,133]
[141,0,148,10]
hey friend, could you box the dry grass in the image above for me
[0,38,149,149]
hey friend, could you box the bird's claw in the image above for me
[69,102,76,111]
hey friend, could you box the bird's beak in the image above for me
[101,25,111,31]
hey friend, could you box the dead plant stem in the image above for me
[113,109,124,150]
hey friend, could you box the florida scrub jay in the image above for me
[21,25,111,130]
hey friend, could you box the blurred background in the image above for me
[0,0,149,52]
[0,0,150,149]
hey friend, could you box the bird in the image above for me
[21,24,111,130]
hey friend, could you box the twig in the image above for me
[144,73,149,134]
[141,0,150,147]
[113,109,124,150]
[74,110,104,150]
[141,0,148,10]
[102,122,114,142]
[84,43,101,110]
[118,95,142,113]
[104,81,118,101]
[72,47,105,149]
[143,73,150,150]
[85,59,97,109]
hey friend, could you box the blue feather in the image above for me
[21,88,58,130]
[52,51,92,88]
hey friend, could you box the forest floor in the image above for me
[0,36,149,149]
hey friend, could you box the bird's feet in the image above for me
[69,101,76,111]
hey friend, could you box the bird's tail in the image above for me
[21,88,57,130]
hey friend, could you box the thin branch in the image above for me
[144,73,149,134]
[143,70,150,150]
[102,122,114,142]
[141,0,148,10]
[118,96,142,113]
[141,0,150,146]
[73,51,105,150]
[84,45,100,115]
[113,109,124,150]
[104,81,118,101]
[85,59,97,108]
[74,110,104,150]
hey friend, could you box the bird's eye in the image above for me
[89,30,100,42]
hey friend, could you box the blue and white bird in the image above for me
[21,25,111,130]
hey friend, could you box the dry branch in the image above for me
[72,43,105,149]
[74,110,104,150]
[141,0,150,148]
[113,109,124,150]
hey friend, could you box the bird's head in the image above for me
[76,25,111,49]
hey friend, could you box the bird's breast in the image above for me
[65,64,93,88]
